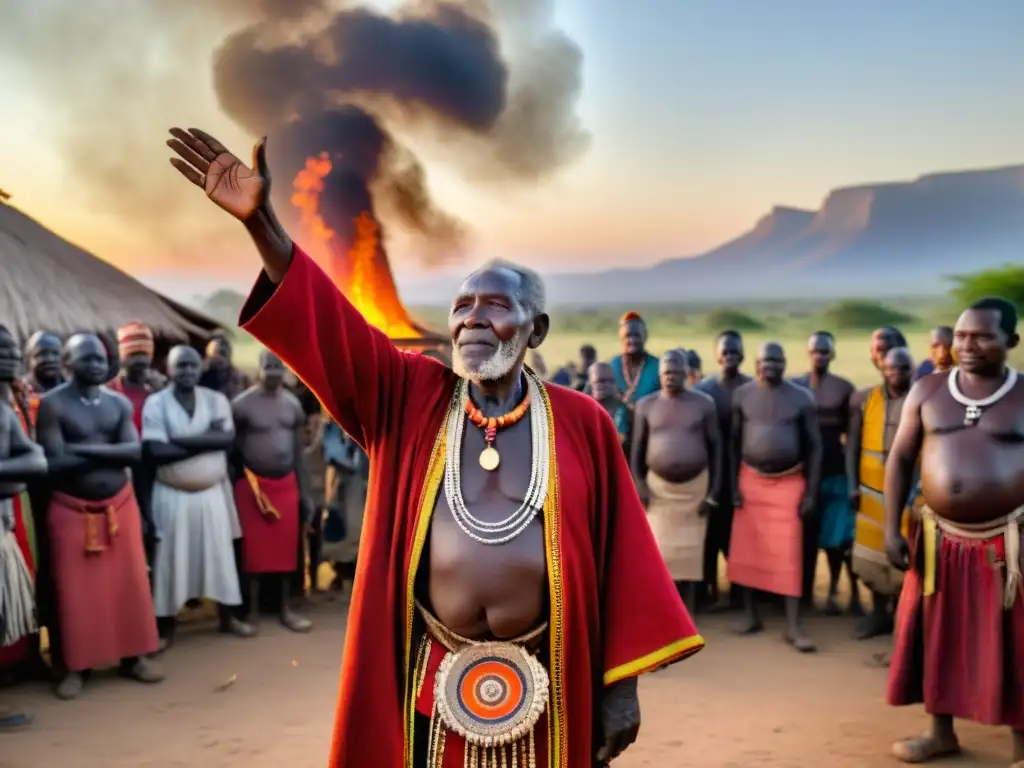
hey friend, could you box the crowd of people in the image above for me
[0,323,368,731]
[2,124,1019,768]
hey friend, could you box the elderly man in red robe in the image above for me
[167,128,704,767]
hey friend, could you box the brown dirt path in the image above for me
[0,599,1011,767]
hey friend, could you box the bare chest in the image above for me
[648,398,704,436]
[241,400,299,435]
[60,399,123,443]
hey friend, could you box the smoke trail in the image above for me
[211,0,589,262]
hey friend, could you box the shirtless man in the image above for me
[729,342,822,652]
[200,333,251,401]
[792,332,859,614]
[588,361,631,455]
[915,325,954,380]
[143,346,254,650]
[0,325,47,731]
[35,333,161,699]
[695,330,753,606]
[22,332,63,397]
[848,346,915,640]
[632,350,722,610]
[885,298,1024,766]
[232,350,313,632]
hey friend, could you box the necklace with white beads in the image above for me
[443,372,549,545]
[947,366,1018,426]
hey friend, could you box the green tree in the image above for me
[821,300,915,330]
[704,308,764,332]
[948,265,1024,312]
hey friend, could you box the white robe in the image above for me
[143,387,242,617]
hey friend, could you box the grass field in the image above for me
[230,302,1023,388]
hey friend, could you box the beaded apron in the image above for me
[416,602,549,767]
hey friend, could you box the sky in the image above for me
[0,0,1022,301]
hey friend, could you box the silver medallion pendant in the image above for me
[963,404,982,425]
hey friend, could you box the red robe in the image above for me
[239,245,705,768]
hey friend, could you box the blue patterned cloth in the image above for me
[817,474,854,549]
[609,353,660,405]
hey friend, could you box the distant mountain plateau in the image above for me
[401,163,1024,305]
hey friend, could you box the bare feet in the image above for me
[281,608,313,633]
[891,733,960,763]
[733,615,764,635]
[122,657,165,684]
[824,596,842,616]
[157,635,174,654]
[226,616,258,638]
[854,611,893,640]
[55,672,84,700]
[784,631,817,653]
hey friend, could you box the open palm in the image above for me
[167,127,269,222]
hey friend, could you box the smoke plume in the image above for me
[212,0,589,261]
[2,0,586,267]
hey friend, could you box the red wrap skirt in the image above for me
[47,484,158,671]
[887,522,1024,729]
[234,470,300,574]
[728,463,806,598]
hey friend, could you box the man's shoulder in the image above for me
[694,376,718,394]
[684,387,716,408]
[100,386,133,412]
[783,379,814,401]
[634,391,658,410]
[911,370,950,400]
[850,385,877,409]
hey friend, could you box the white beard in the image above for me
[452,330,526,382]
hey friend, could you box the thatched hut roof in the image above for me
[0,200,221,347]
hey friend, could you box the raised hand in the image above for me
[167,128,269,222]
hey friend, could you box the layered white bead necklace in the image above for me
[442,372,549,545]
[947,365,1018,426]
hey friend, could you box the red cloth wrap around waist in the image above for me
[727,462,806,598]
[413,630,550,768]
[234,470,299,574]
[888,521,1024,729]
[47,483,158,671]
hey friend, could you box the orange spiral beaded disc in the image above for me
[434,642,549,746]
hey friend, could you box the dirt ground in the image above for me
[1,594,1013,768]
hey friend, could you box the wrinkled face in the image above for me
[205,337,232,369]
[588,362,619,402]
[717,335,743,373]
[883,349,914,391]
[259,351,286,390]
[953,309,1015,374]
[168,346,201,389]
[448,268,539,382]
[66,334,109,386]
[808,334,834,373]
[620,320,645,356]
[757,344,786,383]
[930,329,954,368]
[0,332,21,383]
[870,330,895,370]
[124,351,152,379]
[28,333,62,380]
[659,354,687,394]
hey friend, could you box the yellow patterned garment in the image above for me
[852,386,910,595]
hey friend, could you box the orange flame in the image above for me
[291,154,422,339]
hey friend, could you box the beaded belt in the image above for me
[416,601,549,768]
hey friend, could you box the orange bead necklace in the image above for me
[464,390,531,471]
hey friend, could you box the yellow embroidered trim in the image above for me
[602,635,706,686]
[402,412,449,768]
[537,381,566,768]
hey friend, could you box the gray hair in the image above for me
[468,258,547,316]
